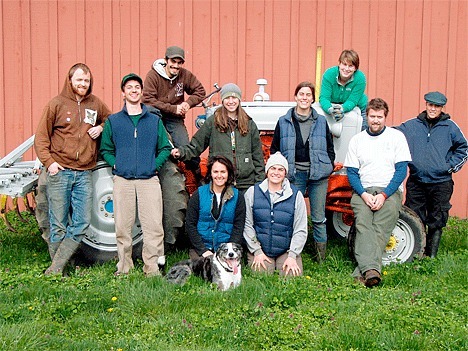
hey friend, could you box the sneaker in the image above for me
[364,269,381,288]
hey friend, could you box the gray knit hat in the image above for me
[220,83,242,101]
[265,152,289,174]
[165,46,185,61]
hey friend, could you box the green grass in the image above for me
[0,212,467,351]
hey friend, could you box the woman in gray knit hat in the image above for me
[171,83,264,191]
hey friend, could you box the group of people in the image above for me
[34,46,467,287]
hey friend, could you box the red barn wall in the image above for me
[1,0,466,217]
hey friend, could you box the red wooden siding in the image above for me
[0,0,466,217]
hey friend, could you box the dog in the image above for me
[166,242,242,291]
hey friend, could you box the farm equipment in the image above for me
[0,80,425,264]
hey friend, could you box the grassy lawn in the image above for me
[0,212,466,351]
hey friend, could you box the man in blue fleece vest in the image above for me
[101,73,171,277]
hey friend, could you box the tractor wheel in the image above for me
[326,210,354,239]
[347,205,426,265]
[78,162,144,264]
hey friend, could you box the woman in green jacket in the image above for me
[319,49,368,129]
[171,83,264,191]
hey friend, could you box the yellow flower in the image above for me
[111,296,118,302]
[117,349,123,351]
[383,271,388,275]
[107,308,114,313]
[28,306,33,311]
[306,276,311,279]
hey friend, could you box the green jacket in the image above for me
[319,66,368,113]
[179,115,265,189]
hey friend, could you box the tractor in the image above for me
[0,80,425,265]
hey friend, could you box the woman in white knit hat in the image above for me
[171,83,264,191]
[243,152,308,276]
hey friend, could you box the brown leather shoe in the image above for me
[364,269,381,287]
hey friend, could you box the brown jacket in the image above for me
[34,73,111,170]
[142,59,205,119]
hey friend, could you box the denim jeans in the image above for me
[47,169,93,243]
[292,171,328,243]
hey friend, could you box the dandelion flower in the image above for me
[107,308,114,313]
[383,271,388,276]
[112,296,118,302]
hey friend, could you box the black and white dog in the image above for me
[166,242,242,291]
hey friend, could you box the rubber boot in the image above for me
[429,229,442,258]
[316,242,327,263]
[47,240,60,260]
[44,238,80,276]
[424,230,433,257]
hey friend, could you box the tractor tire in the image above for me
[34,171,50,241]
[347,205,426,265]
[326,210,354,239]
[34,160,189,265]
[157,159,190,248]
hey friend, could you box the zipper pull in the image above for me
[134,128,137,138]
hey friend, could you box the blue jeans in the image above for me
[47,170,93,243]
[292,171,328,243]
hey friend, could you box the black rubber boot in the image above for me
[429,229,442,258]
[424,230,433,257]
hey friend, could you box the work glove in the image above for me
[332,104,344,121]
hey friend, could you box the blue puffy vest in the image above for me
[197,184,238,251]
[253,184,298,257]
[108,105,159,179]
[278,108,333,181]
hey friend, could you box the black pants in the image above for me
[405,178,454,230]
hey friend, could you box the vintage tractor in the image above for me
[0,80,425,265]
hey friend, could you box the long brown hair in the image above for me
[214,104,251,136]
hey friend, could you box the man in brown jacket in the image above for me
[142,46,205,172]
[34,63,111,275]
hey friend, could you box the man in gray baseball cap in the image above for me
[397,91,467,258]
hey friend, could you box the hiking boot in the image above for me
[364,269,381,288]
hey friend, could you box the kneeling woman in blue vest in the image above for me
[244,152,308,276]
[185,155,246,259]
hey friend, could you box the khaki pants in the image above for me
[113,176,164,275]
[351,187,401,276]
[247,251,303,276]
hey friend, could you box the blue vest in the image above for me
[197,184,238,251]
[253,184,298,257]
[279,108,333,181]
[109,105,159,179]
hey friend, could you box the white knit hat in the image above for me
[265,152,288,173]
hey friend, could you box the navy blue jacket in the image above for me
[252,183,299,257]
[398,111,467,183]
